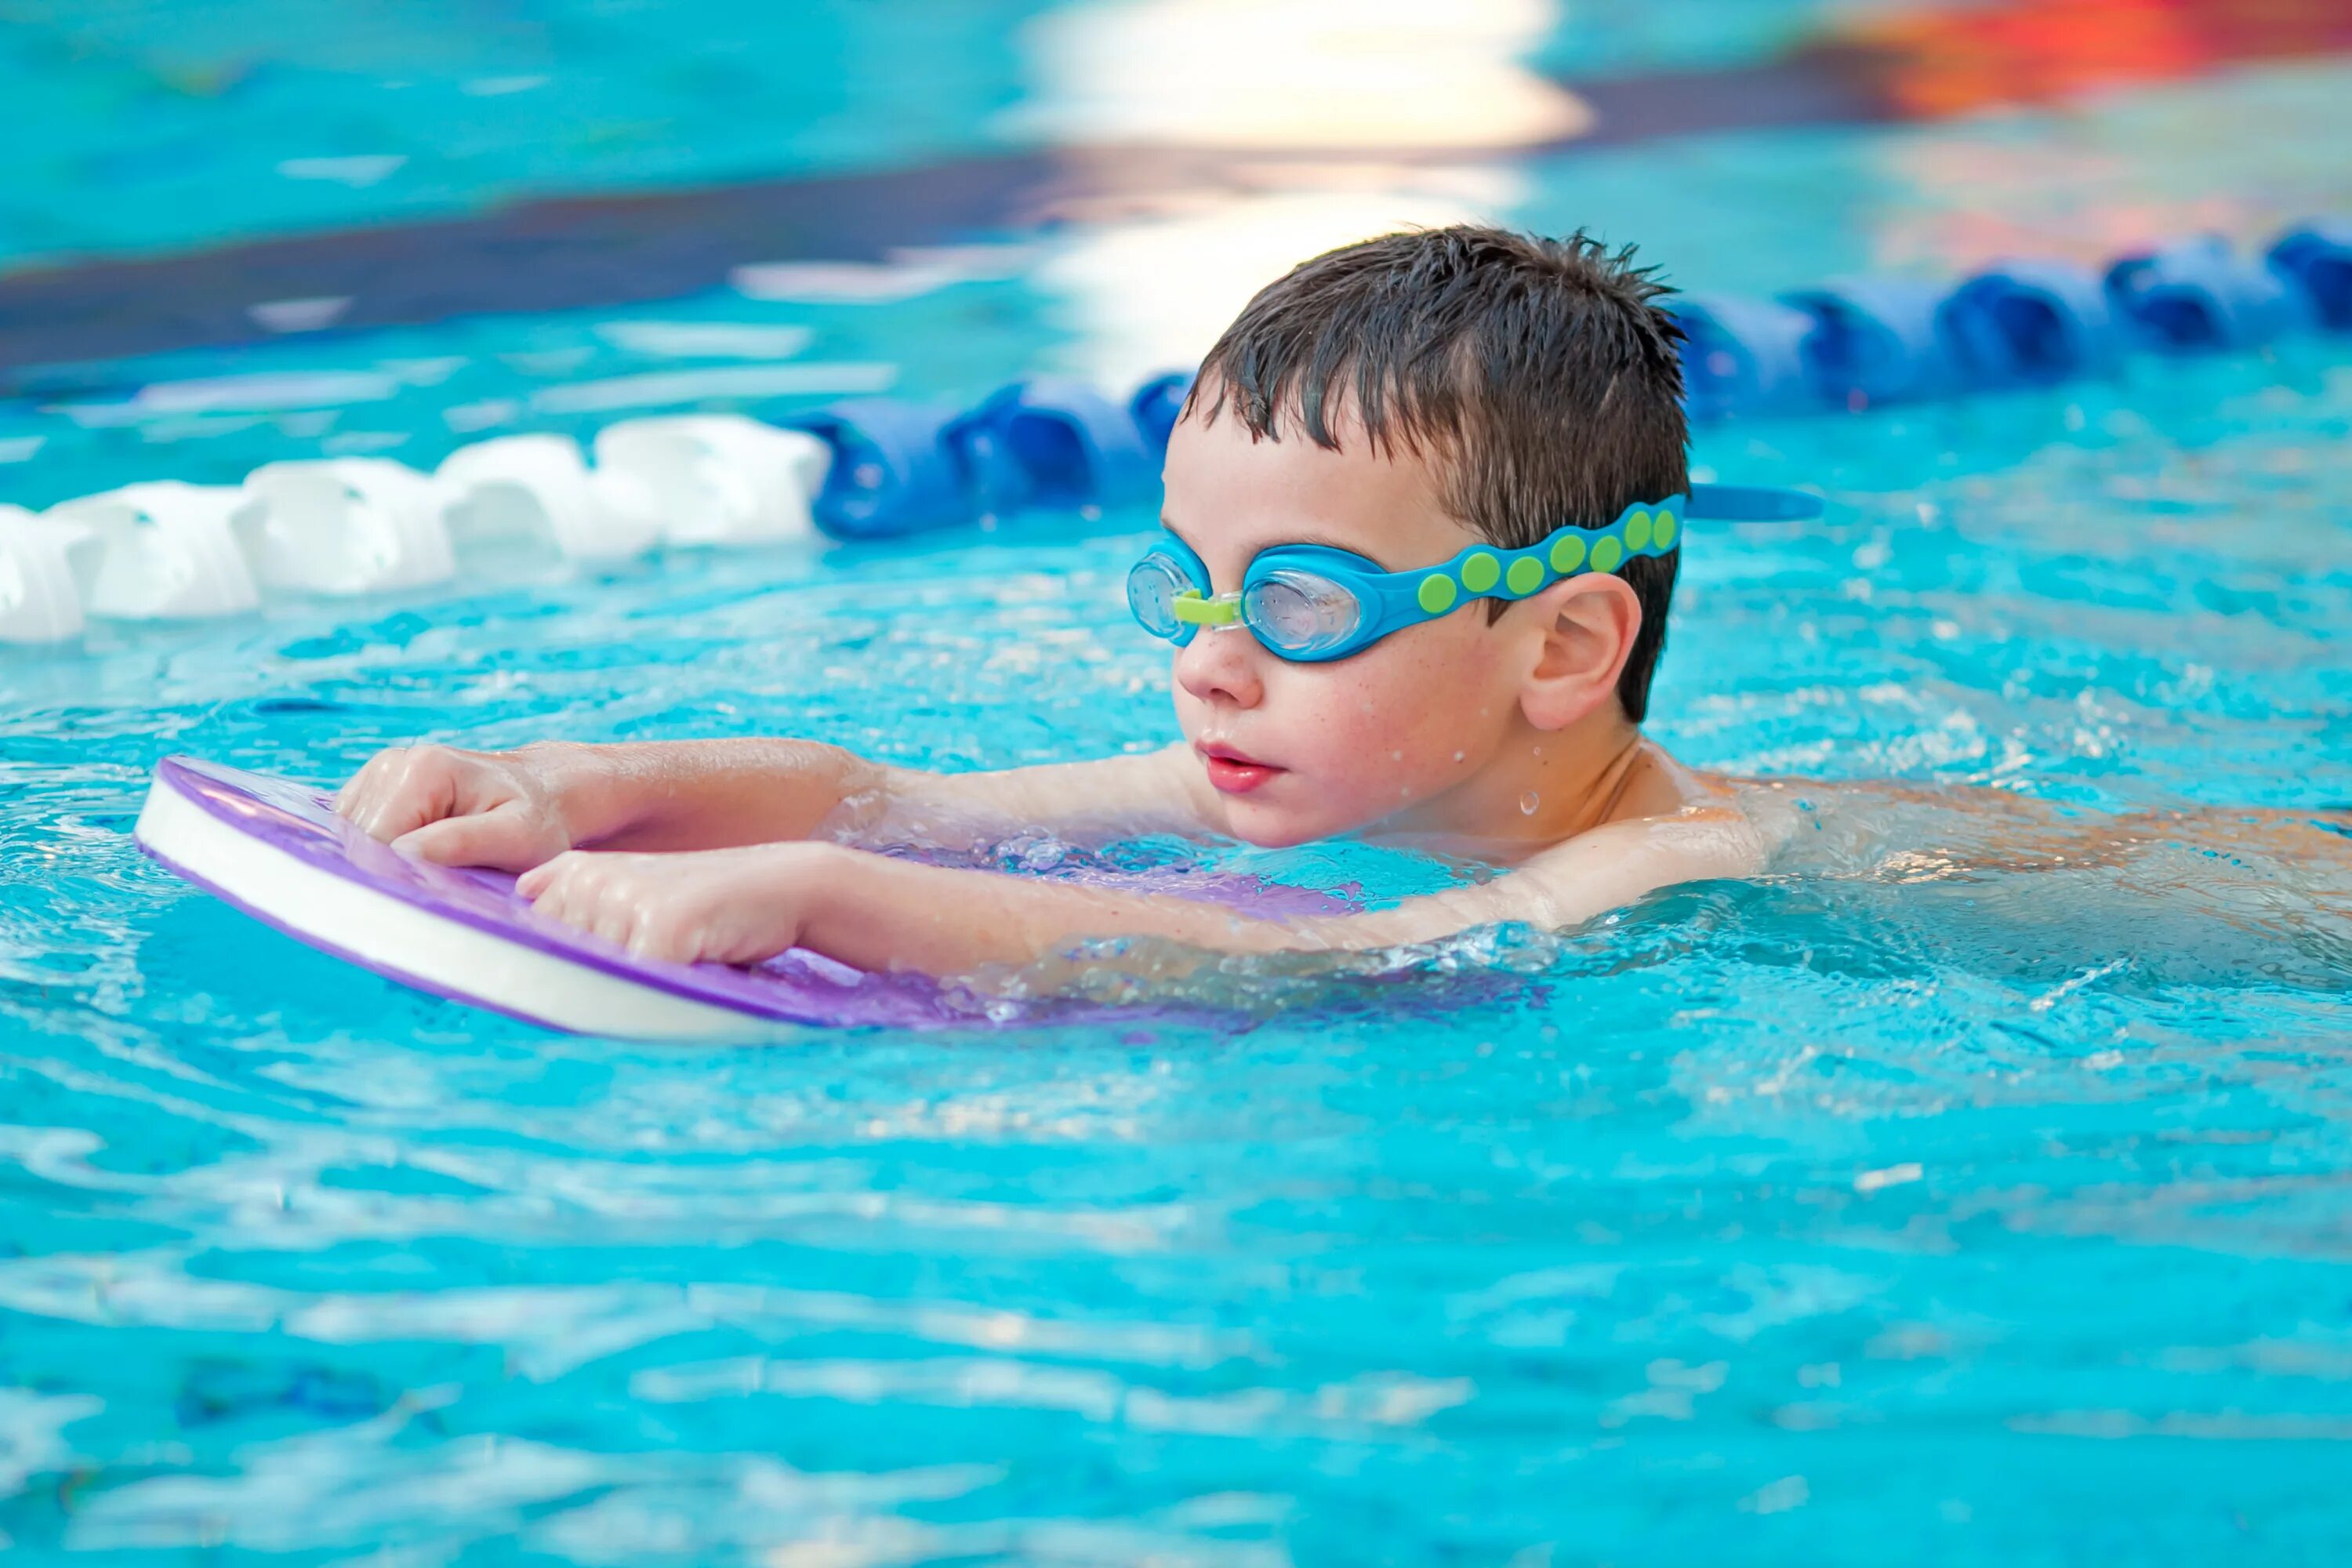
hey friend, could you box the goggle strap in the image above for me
[1414,498,1685,615]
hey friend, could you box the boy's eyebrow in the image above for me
[1158,514,1392,568]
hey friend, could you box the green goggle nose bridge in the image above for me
[1170,590,1242,627]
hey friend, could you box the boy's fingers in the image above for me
[390,803,550,872]
[627,904,684,963]
[517,849,592,898]
[348,746,488,842]
[590,902,635,949]
[524,879,576,928]
[333,748,399,818]
[366,768,457,843]
[630,926,691,964]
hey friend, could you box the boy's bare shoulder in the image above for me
[1576,742,1795,875]
[1526,789,1780,887]
[1371,761,1785,945]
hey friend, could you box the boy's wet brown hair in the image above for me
[1185,224,1689,723]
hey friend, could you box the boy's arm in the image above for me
[1337,808,1768,948]
[515,806,1767,973]
[336,738,1210,870]
[851,745,1214,849]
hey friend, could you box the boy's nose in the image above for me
[1174,626,1265,710]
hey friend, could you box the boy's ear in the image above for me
[1517,575,1642,731]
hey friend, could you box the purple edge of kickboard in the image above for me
[143,756,935,1030]
[139,756,1356,1033]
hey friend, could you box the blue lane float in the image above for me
[946,378,1160,517]
[1936,260,2123,388]
[2103,234,2310,354]
[782,217,2347,536]
[1780,277,1960,408]
[2269,221,2352,332]
[1129,371,1194,454]
[782,399,975,539]
[1647,218,2342,424]
[1664,295,1817,421]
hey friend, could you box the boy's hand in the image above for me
[336,744,581,872]
[515,842,836,965]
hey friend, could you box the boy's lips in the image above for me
[1196,743,1283,795]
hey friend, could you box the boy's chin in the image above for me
[1219,799,1345,851]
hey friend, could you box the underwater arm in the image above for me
[514,839,1312,970]
[513,807,1765,975]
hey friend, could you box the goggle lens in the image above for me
[1243,569,1364,659]
[1126,551,1196,641]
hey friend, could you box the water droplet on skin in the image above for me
[1531,745,1543,757]
[1390,750,1403,762]
[1454,750,1466,764]
[1521,791,1540,815]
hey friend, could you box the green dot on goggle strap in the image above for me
[1505,557,1544,595]
[1460,551,1501,593]
[1591,536,1624,572]
[1655,511,1679,549]
[1417,573,1458,613]
[1548,533,1586,573]
[1624,510,1653,551]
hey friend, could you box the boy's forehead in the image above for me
[1160,404,1467,559]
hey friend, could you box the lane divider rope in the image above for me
[3,220,2344,645]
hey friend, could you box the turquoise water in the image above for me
[8,13,2352,1565]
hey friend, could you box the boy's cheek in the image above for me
[1266,667,1469,804]
[1305,644,1494,753]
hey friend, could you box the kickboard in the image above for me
[132,756,1345,1038]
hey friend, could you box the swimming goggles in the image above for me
[1127,483,1821,663]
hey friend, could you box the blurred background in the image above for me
[4,0,2350,509]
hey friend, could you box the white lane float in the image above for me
[236,457,456,596]
[592,414,831,546]
[435,434,662,564]
[42,481,261,620]
[0,505,86,644]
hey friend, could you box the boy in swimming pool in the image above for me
[337,227,1788,974]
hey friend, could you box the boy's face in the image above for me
[1156,405,1545,848]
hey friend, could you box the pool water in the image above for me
[7,9,2352,1564]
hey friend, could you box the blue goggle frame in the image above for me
[1127,484,1820,663]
